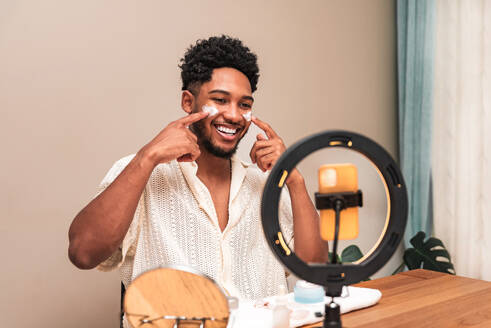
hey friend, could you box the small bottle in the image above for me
[272,285,291,328]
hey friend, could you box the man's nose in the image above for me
[222,103,242,123]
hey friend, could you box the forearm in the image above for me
[287,170,329,263]
[68,112,207,269]
[68,149,155,269]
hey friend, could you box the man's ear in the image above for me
[181,90,195,114]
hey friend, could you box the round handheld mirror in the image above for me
[124,266,229,328]
[261,130,408,291]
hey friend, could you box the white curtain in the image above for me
[432,0,491,280]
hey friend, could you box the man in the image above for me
[68,36,327,304]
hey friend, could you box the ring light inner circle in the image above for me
[282,147,391,265]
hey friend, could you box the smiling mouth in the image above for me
[213,123,241,138]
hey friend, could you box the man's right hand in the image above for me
[142,111,208,166]
[68,111,209,270]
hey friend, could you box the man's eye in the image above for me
[240,103,252,109]
[212,98,226,104]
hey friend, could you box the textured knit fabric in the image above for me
[96,154,294,302]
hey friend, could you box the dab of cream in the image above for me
[202,105,219,116]
[242,111,252,122]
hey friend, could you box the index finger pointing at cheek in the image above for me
[251,115,277,139]
[180,111,209,126]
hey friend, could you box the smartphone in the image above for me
[318,163,359,240]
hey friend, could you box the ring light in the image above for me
[261,130,408,292]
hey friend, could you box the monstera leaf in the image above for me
[327,245,363,264]
[341,245,364,263]
[328,245,363,263]
[403,231,455,275]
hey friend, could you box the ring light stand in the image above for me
[261,130,408,328]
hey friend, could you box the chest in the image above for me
[132,185,283,300]
[206,182,231,232]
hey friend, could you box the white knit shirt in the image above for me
[96,154,294,302]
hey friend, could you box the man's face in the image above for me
[190,67,254,158]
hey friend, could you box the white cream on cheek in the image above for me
[202,105,219,117]
[242,110,252,122]
[202,105,251,122]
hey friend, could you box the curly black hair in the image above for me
[179,35,259,93]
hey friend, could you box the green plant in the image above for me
[401,231,455,274]
[336,231,455,277]
[329,244,364,264]
[341,245,364,263]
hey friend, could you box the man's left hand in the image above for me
[250,116,303,185]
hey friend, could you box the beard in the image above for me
[191,119,242,159]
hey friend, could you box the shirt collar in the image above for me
[178,154,251,204]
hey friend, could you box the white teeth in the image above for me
[216,125,237,135]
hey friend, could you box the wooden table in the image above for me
[305,269,491,327]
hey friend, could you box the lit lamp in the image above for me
[261,130,408,328]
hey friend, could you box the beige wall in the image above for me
[0,1,397,326]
